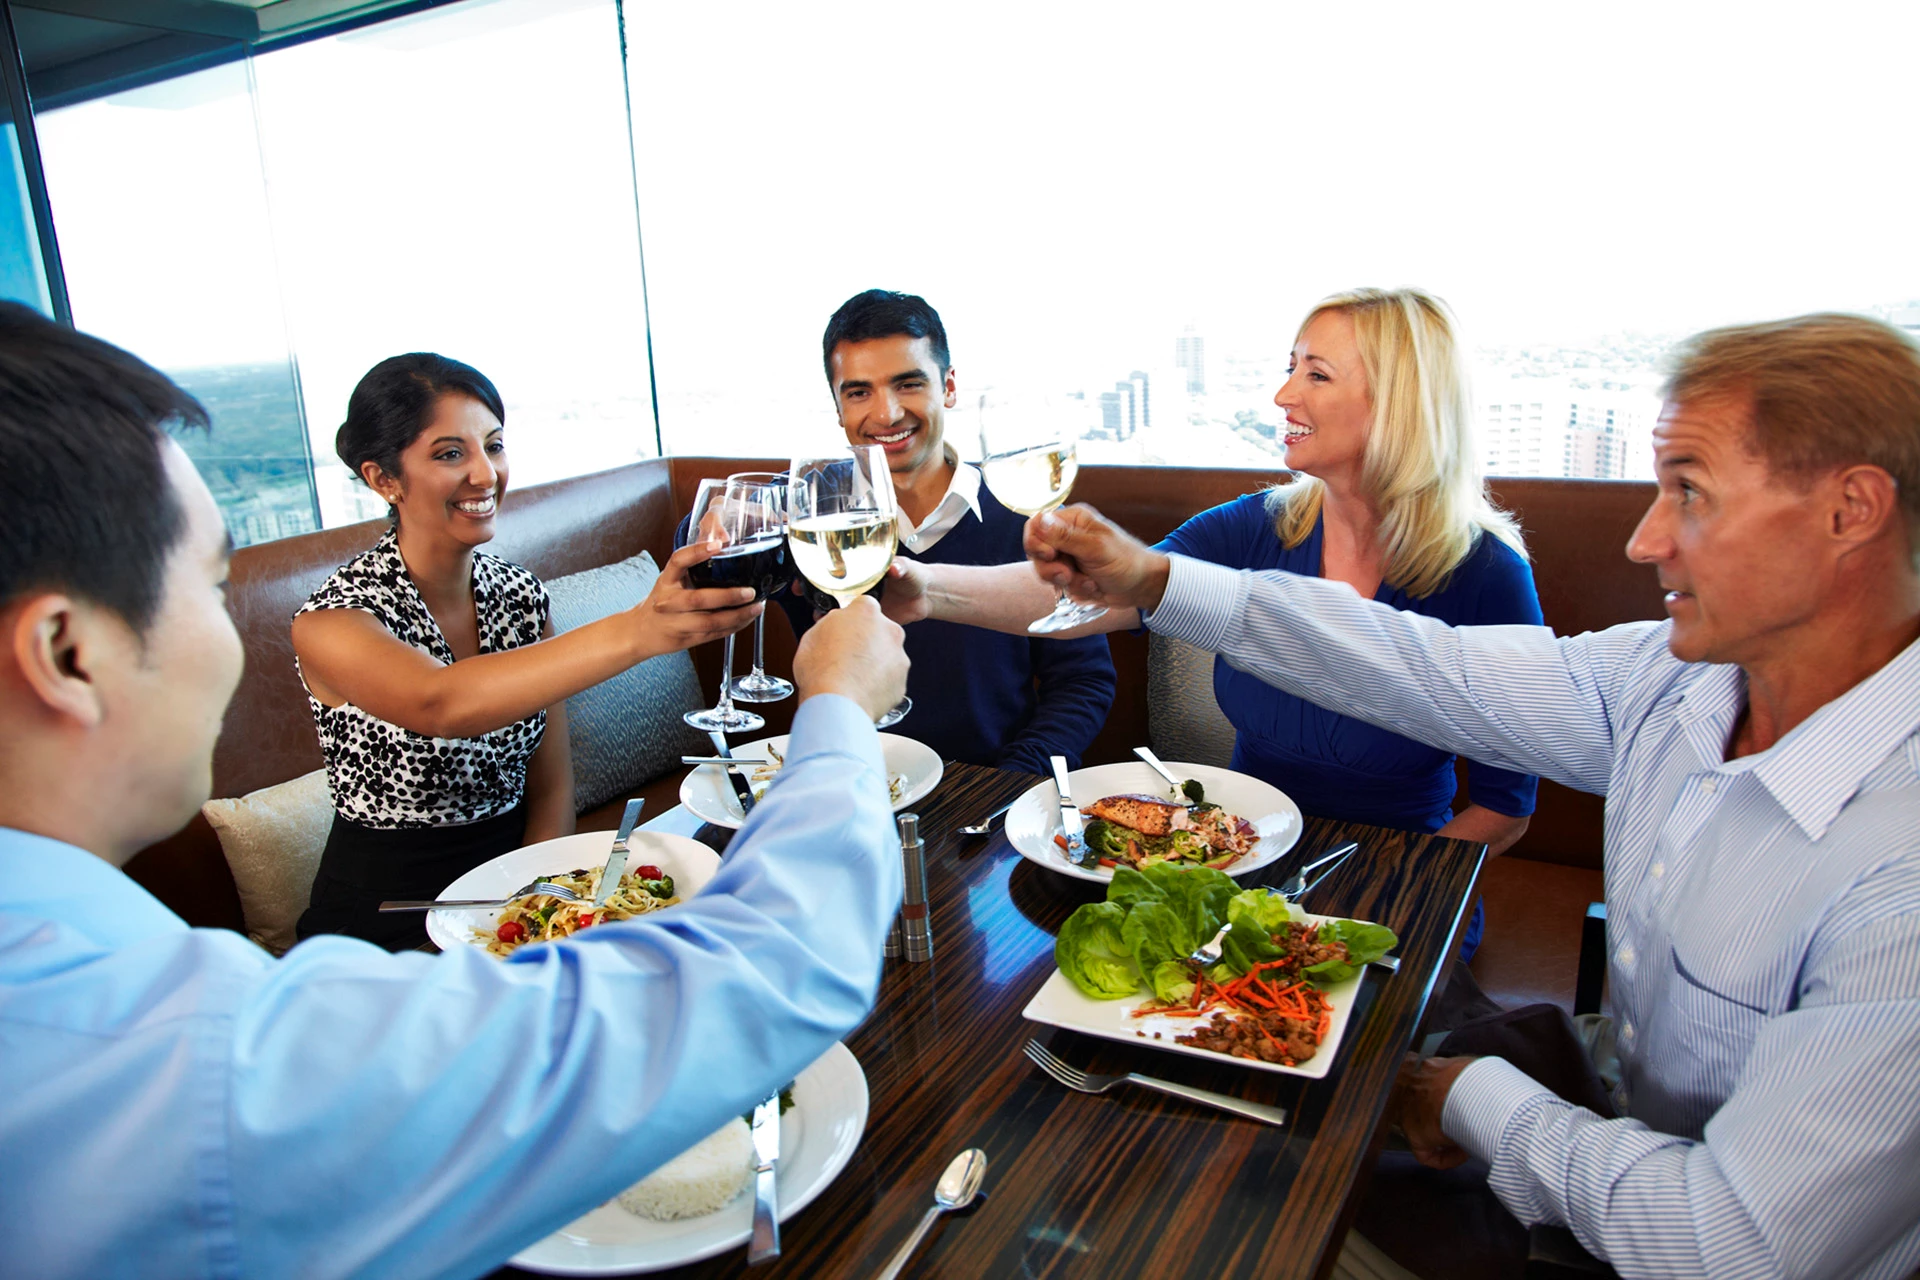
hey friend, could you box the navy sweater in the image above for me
[778,486,1116,776]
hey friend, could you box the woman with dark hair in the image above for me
[292,353,756,950]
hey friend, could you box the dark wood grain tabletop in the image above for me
[498,762,1484,1280]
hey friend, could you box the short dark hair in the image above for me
[336,352,505,487]
[820,289,950,386]
[0,302,209,635]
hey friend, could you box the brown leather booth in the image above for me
[127,461,1663,1011]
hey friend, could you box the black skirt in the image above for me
[296,805,528,952]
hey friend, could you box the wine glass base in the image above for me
[1028,600,1108,634]
[874,696,911,730]
[684,706,766,734]
[729,672,795,703]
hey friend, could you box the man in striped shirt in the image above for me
[922,313,1920,1277]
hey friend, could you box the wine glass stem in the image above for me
[750,612,768,676]
[716,632,738,717]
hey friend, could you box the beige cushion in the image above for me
[202,768,333,955]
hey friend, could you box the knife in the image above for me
[1049,755,1094,868]
[747,1094,781,1263]
[593,798,644,907]
[708,731,757,816]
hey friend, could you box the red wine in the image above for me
[686,534,790,600]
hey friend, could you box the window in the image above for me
[31,0,654,544]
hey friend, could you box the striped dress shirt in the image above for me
[1147,554,1920,1280]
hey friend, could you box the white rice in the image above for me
[616,1117,754,1221]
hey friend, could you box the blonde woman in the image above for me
[889,288,1541,960]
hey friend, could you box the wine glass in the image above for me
[786,445,911,728]
[976,391,1106,633]
[681,476,787,734]
[723,471,796,704]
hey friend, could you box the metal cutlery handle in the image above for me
[1133,746,1184,792]
[1124,1073,1289,1127]
[874,1204,945,1280]
[747,1160,779,1263]
[1299,841,1363,896]
[378,898,513,912]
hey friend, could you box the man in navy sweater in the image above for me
[778,289,1115,776]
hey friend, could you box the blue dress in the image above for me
[1157,493,1544,960]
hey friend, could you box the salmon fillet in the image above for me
[1083,794,1190,836]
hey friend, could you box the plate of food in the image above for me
[425,829,722,955]
[1002,761,1301,883]
[512,1040,870,1275]
[680,732,943,830]
[1022,864,1397,1079]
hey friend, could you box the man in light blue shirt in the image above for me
[899,313,1920,1279]
[0,303,911,1279]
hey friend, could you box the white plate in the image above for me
[1002,761,1302,883]
[425,830,722,954]
[512,1041,870,1275]
[680,732,944,830]
[1022,916,1367,1080]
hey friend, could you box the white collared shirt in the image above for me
[897,460,983,555]
[1147,554,1920,1280]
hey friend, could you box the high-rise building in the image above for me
[1480,377,1657,480]
[1129,370,1150,432]
[1175,326,1206,395]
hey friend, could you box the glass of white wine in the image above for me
[976,394,1107,634]
[786,445,910,728]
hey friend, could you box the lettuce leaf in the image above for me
[1054,902,1139,998]
[1302,919,1400,985]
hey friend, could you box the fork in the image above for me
[1276,841,1359,899]
[378,878,586,913]
[1023,1039,1288,1127]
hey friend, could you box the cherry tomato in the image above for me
[577,913,595,928]
[636,865,663,880]
[496,920,526,943]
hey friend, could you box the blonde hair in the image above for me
[1265,287,1525,597]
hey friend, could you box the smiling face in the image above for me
[1627,393,1838,667]
[828,334,958,481]
[365,393,508,547]
[1273,309,1373,488]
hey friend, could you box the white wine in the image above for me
[787,512,898,605]
[980,443,1078,516]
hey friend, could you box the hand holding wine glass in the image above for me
[975,394,1106,633]
[682,476,788,734]
[787,445,911,728]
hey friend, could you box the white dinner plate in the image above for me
[680,732,943,830]
[425,829,722,954]
[512,1041,870,1275]
[1022,915,1368,1080]
[1002,761,1302,883]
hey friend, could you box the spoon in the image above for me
[958,798,1018,836]
[874,1148,988,1280]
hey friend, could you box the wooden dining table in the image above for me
[498,761,1485,1280]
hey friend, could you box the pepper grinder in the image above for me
[897,812,932,962]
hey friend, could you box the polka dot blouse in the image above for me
[295,529,550,829]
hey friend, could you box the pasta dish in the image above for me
[477,865,680,957]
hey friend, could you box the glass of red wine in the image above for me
[722,471,795,704]
[682,476,788,733]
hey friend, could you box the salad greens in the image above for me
[1052,863,1397,1001]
